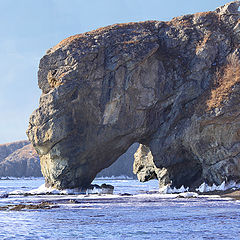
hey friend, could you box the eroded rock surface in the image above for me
[0,140,138,179]
[28,1,240,189]
[134,144,202,189]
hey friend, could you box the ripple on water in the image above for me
[0,179,240,239]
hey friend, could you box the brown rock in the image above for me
[0,141,42,177]
[0,140,29,161]
[27,1,240,189]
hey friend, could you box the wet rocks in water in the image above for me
[119,193,133,196]
[221,190,240,200]
[0,191,8,198]
[27,1,240,190]
[0,202,59,211]
[86,184,114,194]
[101,184,114,194]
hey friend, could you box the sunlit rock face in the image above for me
[27,2,240,189]
[0,141,41,177]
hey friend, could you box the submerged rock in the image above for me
[101,184,114,194]
[27,1,240,189]
[0,202,59,211]
[86,184,114,194]
[0,191,8,198]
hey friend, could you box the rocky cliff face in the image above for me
[27,2,240,189]
[133,144,202,189]
[0,141,42,177]
[0,140,137,178]
[0,140,29,161]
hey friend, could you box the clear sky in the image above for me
[0,0,233,144]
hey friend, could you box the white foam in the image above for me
[27,184,87,195]
[27,184,60,195]
[60,188,84,195]
[96,175,133,180]
[178,192,199,198]
[0,177,44,180]
[86,187,102,195]
[159,181,240,195]
[8,184,62,195]
[9,184,114,196]
[196,181,240,193]
[9,189,26,195]
[159,185,189,194]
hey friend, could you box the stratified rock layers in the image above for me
[27,2,240,189]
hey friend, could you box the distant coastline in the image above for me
[0,140,138,179]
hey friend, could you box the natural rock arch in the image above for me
[27,2,240,189]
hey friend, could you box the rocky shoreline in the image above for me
[0,188,239,212]
[209,189,240,201]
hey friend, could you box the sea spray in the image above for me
[196,181,240,193]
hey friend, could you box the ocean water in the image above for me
[0,178,239,240]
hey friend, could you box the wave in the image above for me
[159,185,189,194]
[9,184,84,195]
[196,181,240,193]
[0,177,44,180]
[9,184,114,196]
[5,179,240,199]
[159,181,240,194]
[95,175,134,180]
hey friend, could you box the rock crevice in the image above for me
[27,1,240,189]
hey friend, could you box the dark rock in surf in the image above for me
[0,192,8,198]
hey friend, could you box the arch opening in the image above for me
[96,143,139,179]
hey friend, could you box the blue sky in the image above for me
[0,0,232,144]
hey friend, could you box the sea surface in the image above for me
[0,178,239,240]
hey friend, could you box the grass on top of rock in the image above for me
[206,54,240,110]
[195,32,212,54]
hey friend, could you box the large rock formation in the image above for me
[0,140,137,178]
[133,144,202,188]
[27,2,240,189]
[0,141,42,177]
